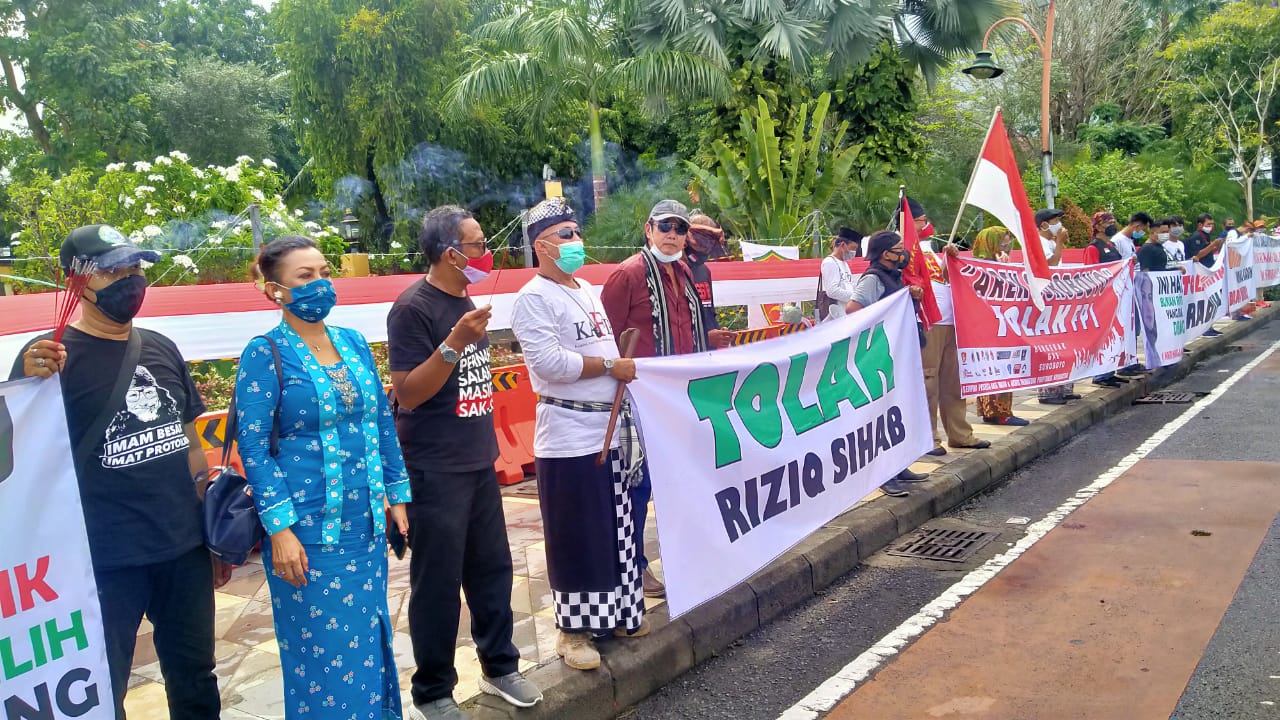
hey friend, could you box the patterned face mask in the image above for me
[280,277,337,323]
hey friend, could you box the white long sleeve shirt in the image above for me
[510,276,621,458]
[820,255,857,321]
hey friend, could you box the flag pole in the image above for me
[946,108,1004,246]
[888,185,906,231]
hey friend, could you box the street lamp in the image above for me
[963,0,1058,209]
[340,208,361,253]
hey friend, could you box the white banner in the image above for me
[1225,236,1257,313]
[739,240,801,262]
[1136,271,1186,368]
[1181,258,1228,340]
[0,378,112,719]
[1255,233,1280,289]
[628,291,932,617]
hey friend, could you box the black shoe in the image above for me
[950,440,991,450]
[898,469,929,482]
[926,446,947,457]
[1092,378,1122,388]
[1001,416,1030,426]
[1065,393,1083,400]
[1039,397,1069,405]
[1204,328,1223,337]
[880,479,910,497]
[1117,365,1147,376]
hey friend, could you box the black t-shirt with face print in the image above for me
[9,327,206,570]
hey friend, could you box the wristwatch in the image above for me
[440,344,461,364]
[603,358,615,374]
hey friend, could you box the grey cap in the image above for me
[649,199,690,224]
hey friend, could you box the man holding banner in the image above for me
[9,225,223,718]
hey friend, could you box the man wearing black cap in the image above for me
[817,227,862,322]
[846,230,931,497]
[11,224,225,718]
[602,199,709,598]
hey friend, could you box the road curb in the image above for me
[468,306,1277,719]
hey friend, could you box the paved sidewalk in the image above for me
[120,316,1251,718]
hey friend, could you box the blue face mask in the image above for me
[280,277,337,323]
[1133,230,1146,240]
[554,241,586,274]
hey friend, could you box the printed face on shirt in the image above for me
[102,365,188,469]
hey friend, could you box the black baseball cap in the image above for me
[1034,208,1065,225]
[59,224,161,273]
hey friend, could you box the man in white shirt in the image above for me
[1163,216,1187,262]
[1111,212,1151,260]
[817,227,861,322]
[510,198,648,673]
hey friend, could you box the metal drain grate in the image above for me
[885,528,999,563]
[1134,391,1199,404]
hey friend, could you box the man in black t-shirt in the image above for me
[12,224,223,719]
[387,206,540,719]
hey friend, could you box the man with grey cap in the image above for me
[11,224,226,719]
[601,199,708,598]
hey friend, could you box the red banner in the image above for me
[950,257,1134,398]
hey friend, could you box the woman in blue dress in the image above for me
[235,236,412,720]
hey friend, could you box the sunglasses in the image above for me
[654,219,689,235]
[553,227,582,240]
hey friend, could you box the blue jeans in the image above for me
[631,463,652,570]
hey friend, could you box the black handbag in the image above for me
[204,336,281,566]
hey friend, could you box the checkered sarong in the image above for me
[538,396,644,487]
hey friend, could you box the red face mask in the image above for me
[469,250,495,274]
[918,222,935,239]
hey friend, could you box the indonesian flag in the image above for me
[900,197,942,330]
[965,109,1052,309]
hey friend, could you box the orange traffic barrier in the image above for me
[491,364,537,486]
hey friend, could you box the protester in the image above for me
[1221,218,1238,241]
[686,210,735,349]
[912,199,990,456]
[1111,212,1151,260]
[1137,220,1181,272]
[969,226,1029,426]
[387,206,541,719]
[1032,209,1078,404]
[1185,213,1225,337]
[510,198,648,672]
[602,199,710,599]
[817,227,863,322]
[845,230,931,496]
[1084,211,1122,264]
[234,236,412,720]
[11,225,224,719]
[1165,216,1188,262]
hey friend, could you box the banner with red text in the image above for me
[950,258,1133,397]
[0,378,112,719]
[1181,258,1228,340]
[1254,233,1280,288]
[1225,237,1257,313]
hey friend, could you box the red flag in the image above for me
[964,110,1052,308]
[900,197,942,330]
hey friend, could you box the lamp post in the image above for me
[964,0,1058,209]
[340,208,362,253]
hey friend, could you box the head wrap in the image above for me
[972,226,1012,260]
[526,197,576,244]
[1092,211,1115,238]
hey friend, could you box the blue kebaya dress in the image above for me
[235,323,411,720]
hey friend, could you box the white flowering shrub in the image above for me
[6,152,348,290]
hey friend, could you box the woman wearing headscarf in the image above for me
[969,226,1029,427]
[235,236,412,720]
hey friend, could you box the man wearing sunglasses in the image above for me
[601,199,710,598]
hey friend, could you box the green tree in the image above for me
[446,0,728,210]
[154,0,276,67]
[272,0,468,245]
[1162,1,1280,219]
[689,93,860,242]
[0,0,173,167]
[152,57,285,167]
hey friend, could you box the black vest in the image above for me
[1090,238,1122,263]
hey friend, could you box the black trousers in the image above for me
[96,545,219,720]
[406,465,519,705]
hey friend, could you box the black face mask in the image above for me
[89,274,147,324]
[896,249,911,270]
[1104,224,1117,236]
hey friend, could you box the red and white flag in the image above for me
[899,197,942,330]
[965,110,1052,309]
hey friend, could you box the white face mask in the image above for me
[1047,222,1064,235]
[1157,232,1170,242]
[650,246,683,264]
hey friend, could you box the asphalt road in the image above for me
[628,318,1280,720]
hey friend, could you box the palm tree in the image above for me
[446,0,728,210]
[631,0,1017,85]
